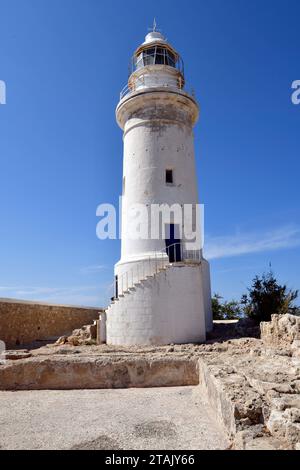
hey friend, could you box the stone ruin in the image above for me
[261,313,300,351]
[0,313,300,450]
[56,321,98,346]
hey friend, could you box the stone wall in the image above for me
[0,298,102,348]
[260,314,300,349]
[0,356,199,390]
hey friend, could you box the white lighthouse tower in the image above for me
[105,26,212,345]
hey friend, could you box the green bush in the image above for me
[212,293,242,320]
[241,270,298,323]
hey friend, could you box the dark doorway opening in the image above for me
[165,224,182,262]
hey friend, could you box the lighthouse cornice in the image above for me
[116,88,199,130]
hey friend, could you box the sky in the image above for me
[0,0,299,307]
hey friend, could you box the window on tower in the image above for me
[155,47,165,65]
[165,169,174,184]
[135,46,177,70]
[164,49,176,67]
[135,53,144,70]
[143,47,156,66]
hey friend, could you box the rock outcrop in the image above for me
[196,337,300,449]
[261,314,300,352]
[56,321,98,346]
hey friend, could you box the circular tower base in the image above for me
[106,264,207,346]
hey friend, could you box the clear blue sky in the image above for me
[0,0,299,307]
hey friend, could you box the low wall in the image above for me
[0,298,102,348]
[0,356,199,390]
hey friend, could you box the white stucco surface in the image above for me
[107,265,206,345]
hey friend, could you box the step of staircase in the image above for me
[106,263,172,313]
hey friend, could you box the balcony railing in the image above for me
[113,243,201,299]
[119,77,195,101]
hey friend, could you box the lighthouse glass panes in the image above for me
[134,46,178,71]
[136,46,176,68]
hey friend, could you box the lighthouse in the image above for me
[105,26,212,346]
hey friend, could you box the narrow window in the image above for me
[123,176,125,195]
[166,169,173,184]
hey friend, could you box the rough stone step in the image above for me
[107,265,175,312]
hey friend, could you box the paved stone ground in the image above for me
[0,387,229,450]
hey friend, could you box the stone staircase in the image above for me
[104,243,208,345]
[105,259,207,345]
[106,262,171,314]
[107,243,202,312]
[105,262,175,345]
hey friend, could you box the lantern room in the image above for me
[120,30,185,99]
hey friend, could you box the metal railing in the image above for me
[116,251,168,298]
[119,77,196,101]
[114,243,201,299]
[120,77,184,101]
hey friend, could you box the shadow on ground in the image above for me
[206,319,260,344]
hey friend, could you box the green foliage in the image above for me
[241,270,298,323]
[212,293,242,320]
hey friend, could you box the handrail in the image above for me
[166,242,201,264]
[120,81,195,101]
[113,243,201,300]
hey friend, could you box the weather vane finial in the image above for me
[148,18,161,33]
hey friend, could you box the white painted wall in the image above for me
[107,264,206,346]
[201,259,213,332]
[130,64,182,92]
[116,90,200,276]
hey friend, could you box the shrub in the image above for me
[241,270,298,323]
[212,293,242,320]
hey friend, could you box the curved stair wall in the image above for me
[106,263,206,346]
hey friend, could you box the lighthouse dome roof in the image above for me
[143,31,167,45]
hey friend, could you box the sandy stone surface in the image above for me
[1,316,299,450]
[0,387,229,450]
